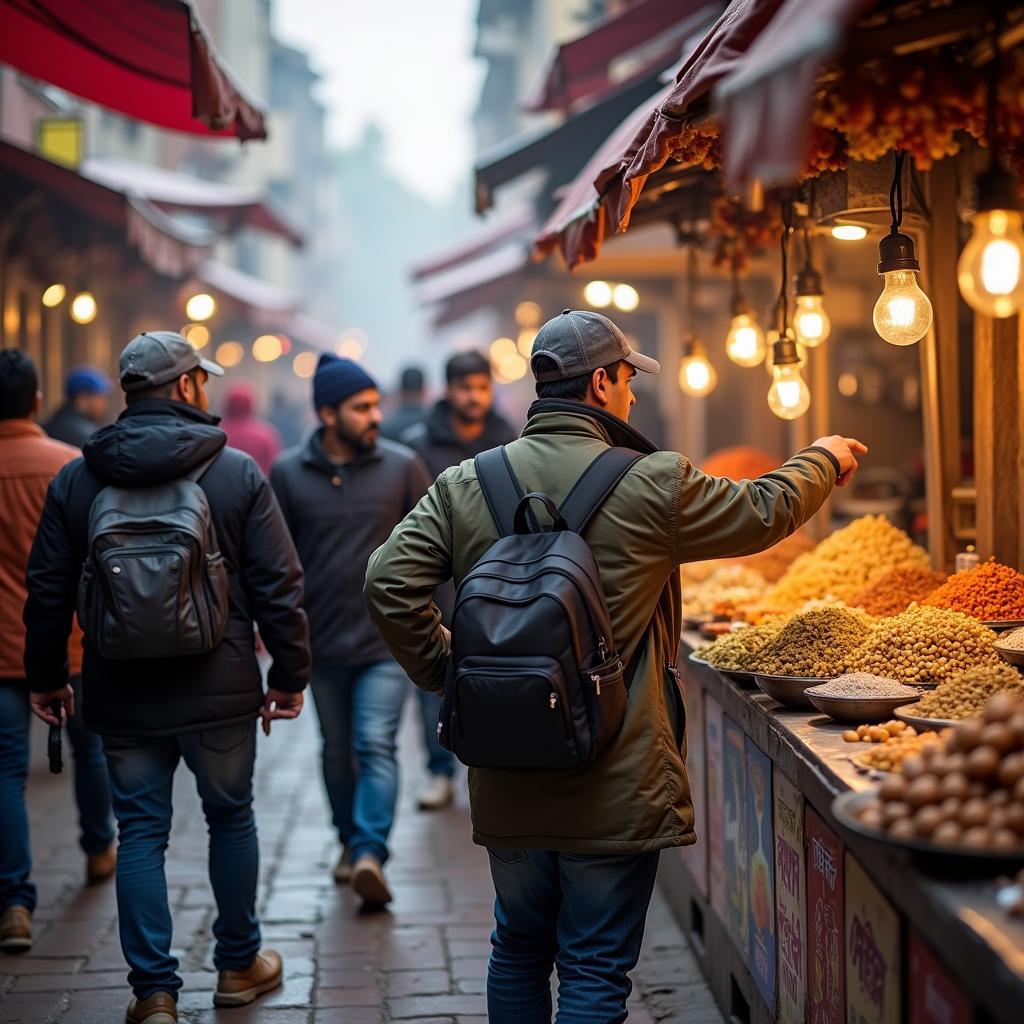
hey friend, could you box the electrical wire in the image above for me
[888,148,906,235]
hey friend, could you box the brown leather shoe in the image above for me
[0,905,32,954]
[87,843,117,886]
[125,991,177,1023]
[214,948,283,1007]
[351,854,393,906]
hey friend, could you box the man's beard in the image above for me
[333,421,378,454]
[452,402,486,426]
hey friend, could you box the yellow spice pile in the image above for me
[700,619,785,671]
[761,515,929,611]
[752,606,872,678]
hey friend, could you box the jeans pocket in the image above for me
[199,724,249,754]
[488,847,527,865]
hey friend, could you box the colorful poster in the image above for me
[773,767,806,1024]
[705,695,726,920]
[746,737,776,1012]
[722,715,748,963]
[806,807,845,1024]
[681,677,708,897]
[845,854,901,1024]
[908,933,972,1024]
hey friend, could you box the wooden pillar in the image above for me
[974,313,1021,563]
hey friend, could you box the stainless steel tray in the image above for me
[805,690,920,724]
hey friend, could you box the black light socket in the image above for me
[794,265,824,298]
[771,335,801,367]
[973,164,1024,215]
[877,231,920,274]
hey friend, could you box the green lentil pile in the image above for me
[700,619,784,671]
[909,663,1024,720]
[844,604,1000,684]
[751,606,872,678]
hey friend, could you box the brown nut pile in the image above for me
[855,693,1024,850]
[910,663,1024,721]
[843,604,1001,684]
[843,719,917,744]
[751,606,872,677]
[700,618,785,671]
[852,727,947,772]
[761,514,929,611]
[850,565,948,617]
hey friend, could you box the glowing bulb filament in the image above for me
[980,240,1021,295]
[886,296,917,328]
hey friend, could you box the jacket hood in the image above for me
[83,399,226,486]
[524,399,658,455]
[424,399,517,449]
[224,384,255,420]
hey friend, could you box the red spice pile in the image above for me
[850,564,948,617]
[922,558,1024,622]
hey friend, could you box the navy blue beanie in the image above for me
[312,354,377,410]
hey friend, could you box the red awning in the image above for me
[0,0,267,140]
[714,0,873,187]
[526,0,714,112]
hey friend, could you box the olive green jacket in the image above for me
[365,402,838,853]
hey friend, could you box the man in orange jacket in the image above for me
[0,350,115,956]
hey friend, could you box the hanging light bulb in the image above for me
[678,336,717,397]
[767,335,811,419]
[793,229,831,347]
[725,269,766,367]
[872,150,932,346]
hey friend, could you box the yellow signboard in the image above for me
[37,118,83,169]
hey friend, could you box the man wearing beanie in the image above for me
[270,355,431,907]
[44,365,112,448]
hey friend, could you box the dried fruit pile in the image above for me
[699,619,784,671]
[751,607,872,678]
[910,664,1024,721]
[843,719,917,744]
[854,694,1024,850]
[922,559,1024,622]
[843,605,1000,684]
[761,515,929,612]
[682,565,767,618]
[850,565,947,617]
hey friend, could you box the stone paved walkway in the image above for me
[1,699,723,1023]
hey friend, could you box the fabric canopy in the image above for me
[0,0,267,140]
[526,0,712,112]
[714,0,874,187]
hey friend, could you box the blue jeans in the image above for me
[310,660,409,864]
[486,848,660,1024]
[417,687,455,778]
[0,677,113,912]
[103,722,260,1000]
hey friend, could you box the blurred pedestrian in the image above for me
[400,350,516,810]
[380,365,426,441]
[44,365,112,447]
[270,355,430,908]
[366,310,867,1022]
[24,332,310,1023]
[0,351,115,957]
[220,381,282,475]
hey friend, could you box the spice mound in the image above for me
[850,565,947,617]
[808,673,920,700]
[682,565,766,618]
[761,514,929,611]
[751,606,872,678]
[844,605,1000,684]
[922,558,1024,622]
[999,626,1024,653]
[910,663,1024,721]
[700,619,784,671]
[854,693,1024,850]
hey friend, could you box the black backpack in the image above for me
[77,455,229,660]
[440,445,643,771]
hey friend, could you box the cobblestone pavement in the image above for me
[1,699,723,1023]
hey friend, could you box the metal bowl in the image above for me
[994,644,1024,668]
[805,690,920,724]
[687,651,712,668]
[984,619,1024,632]
[682,613,712,630]
[753,673,833,709]
[719,667,759,688]
[894,705,959,731]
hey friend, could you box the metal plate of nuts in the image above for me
[894,704,960,731]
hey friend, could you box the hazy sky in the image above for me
[273,0,485,203]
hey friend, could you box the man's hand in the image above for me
[29,685,74,726]
[260,688,304,735]
[440,625,452,655]
[811,436,869,488]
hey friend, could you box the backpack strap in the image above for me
[474,447,522,537]
[558,447,644,535]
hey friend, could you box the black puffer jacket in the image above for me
[24,400,310,738]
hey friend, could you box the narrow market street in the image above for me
[0,701,723,1024]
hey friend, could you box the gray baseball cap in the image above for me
[119,331,225,393]
[529,309,660,382]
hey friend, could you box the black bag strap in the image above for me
[474,447,523,537]
[557,447,644,534]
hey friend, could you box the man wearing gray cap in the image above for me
[24,332,311,1024]
[366,309,867,1022]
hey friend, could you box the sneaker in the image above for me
[87,843,117,886]
[332,847,352,885]
[125,992,177,1023]
[214,948,283,1007]
[0,905,32,955]
[417,773,454,811]
[351,854,393,906]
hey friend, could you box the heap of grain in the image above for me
[700,619,785,671]
[922,558,1024,622]
[760,515,929,612]
[850,565,948,617]
[910,663,1024,721]
[682,565,767,618]
[843,605,1000,684]
[750,606,872,678]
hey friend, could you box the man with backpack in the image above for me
[365,309,867,1023]
[24,332,311,1024]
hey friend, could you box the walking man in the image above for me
[400,350,516,810]
[380,365,426,442]
[366,309,867,1022]
[24,332,310,1024]
[0,351,115,956]
[270,355,431,907]
[43,365,112,447]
